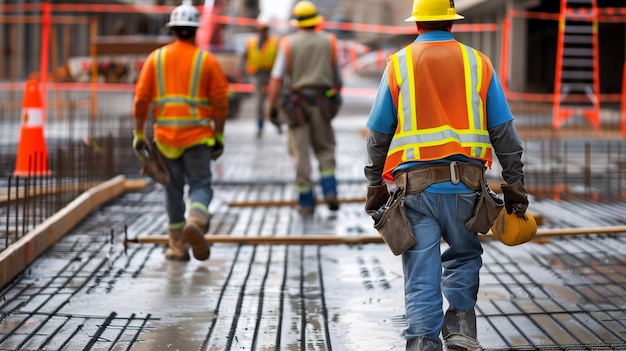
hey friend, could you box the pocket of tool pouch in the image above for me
[374,187,416,256]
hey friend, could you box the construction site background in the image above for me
[0,1,625,268]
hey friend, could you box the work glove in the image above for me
[212,132,224,161]
[365,184,389,216]
[501,180,529,217]
[268,106,282,134]
[132,130,150,161]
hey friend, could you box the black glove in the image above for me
[132,131,150,161]
[269,106,282,133]
[212,132,224,161]
[365,184,389,216]
[501,181,529,217]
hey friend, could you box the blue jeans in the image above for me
[402,191,482,342]
[162,145,214,225]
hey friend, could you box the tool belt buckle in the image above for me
[449,161,460,185]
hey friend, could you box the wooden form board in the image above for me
[0,176,147,288]
[130,226,626,246]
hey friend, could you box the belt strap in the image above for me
[395,161,485,194]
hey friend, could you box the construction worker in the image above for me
[132,0,229,261]
[266,0,343,216]
[363,0,530,350]
[241,19,279,138]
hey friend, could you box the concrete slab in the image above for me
[1,97,626,350]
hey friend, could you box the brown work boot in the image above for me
[324,193,340,211]
[164,228,190,261]
[183,209,211,261]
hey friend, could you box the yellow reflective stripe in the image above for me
[188,49,204,97]
[393,47,419,161]
[388,126,491,155]
[155,48,166,97]
[189,202,209,216]
[168,222,185,230]
[153,96,210,106]
[188,49,205,116]
[155,118,211,127]
[405,47,417,131]
[391,52,405,129]
[459,43,489,159]
[459,43,475,129]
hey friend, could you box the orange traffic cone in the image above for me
[13,80,50,176]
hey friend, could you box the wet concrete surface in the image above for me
[1,96,626,350]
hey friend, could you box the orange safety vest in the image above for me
[245,35,279,74]
[382,40,494,181]
[151,45,214,147]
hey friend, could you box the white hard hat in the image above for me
[166,0,201,28]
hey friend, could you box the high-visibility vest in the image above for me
[282,31,338,88]
[152,46,214,147]
[245,35,279,74]
[382,40,494,181]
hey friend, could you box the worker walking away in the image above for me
[132,0,229,261]
[242,18,279,138]
[363,0,531,349]
[266,0,343,216]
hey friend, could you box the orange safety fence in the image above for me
[1,3,624,103]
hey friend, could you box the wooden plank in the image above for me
[129,225,626,246]
[0,176,139,287]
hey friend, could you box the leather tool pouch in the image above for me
[320,88,342,121]
[465,181,504,234]
[373,186,416,256]
[140,141,170,186]
[280,93,308,127]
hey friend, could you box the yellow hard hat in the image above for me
[491,208,538,246]
[405,0,465,22]
[290,1,323,28]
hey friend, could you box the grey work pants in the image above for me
[287,102,336,190]
[253,70,271,121]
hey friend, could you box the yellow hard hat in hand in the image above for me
[491,208,538,246]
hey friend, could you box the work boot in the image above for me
[442,309,482,351]
[406,336,443,351]
[183,209,211,261]
[321,174,339,211]
[297,190,316,216]
[164,228,190,261]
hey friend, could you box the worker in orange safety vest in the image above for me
[242,19,279,138]
[364,0,530,349]
[132,0,229,262]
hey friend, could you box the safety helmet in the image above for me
[491,208,538,246]
[290,1,323,28]
[166,0,201,28]
[405,0,465,22]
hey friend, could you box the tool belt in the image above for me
[394,161,485,195]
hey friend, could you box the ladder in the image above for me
[552,0,600,129]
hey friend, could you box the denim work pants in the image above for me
[162,145,214,224]
[401,191,483,342]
